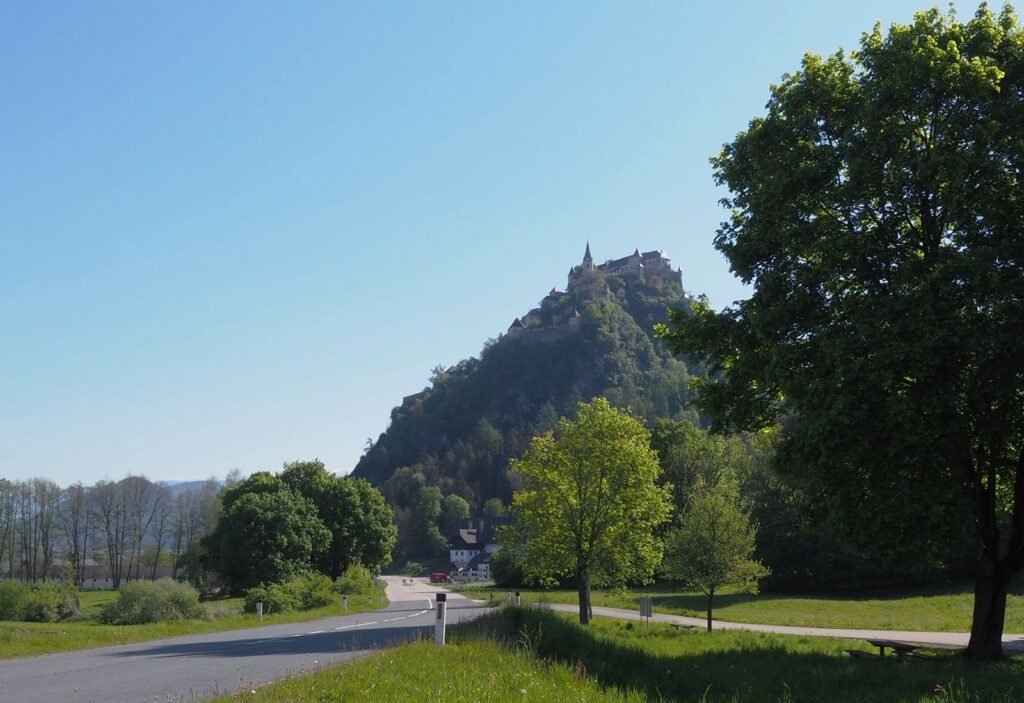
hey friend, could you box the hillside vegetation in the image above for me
[353,272,698,508]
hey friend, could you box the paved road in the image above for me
[0,577,486,703]
[544,603,1024,654]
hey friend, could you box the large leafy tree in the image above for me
[280,461,397,577]
[204,473,330,594]
[659,6,1024,659]
[509,398,672,624]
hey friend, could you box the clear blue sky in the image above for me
[1,0,934,485]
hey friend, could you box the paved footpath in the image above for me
[543,603,1024,654]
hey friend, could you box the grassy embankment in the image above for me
[209,608,1023,703]
[0,586,387,659]
[451,583,1024,632]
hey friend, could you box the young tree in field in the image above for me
[662,478,768,631]
[658,6,1024,659]
[510,398,671,624]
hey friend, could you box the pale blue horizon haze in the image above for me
[3,1,934,485]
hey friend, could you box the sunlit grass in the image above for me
[451,583,1024,632]
[207,636,645,703]
[208,608,1024,703]
[0,590,387,659]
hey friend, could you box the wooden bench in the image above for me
[846,640,941,659]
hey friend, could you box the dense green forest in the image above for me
[352,271,699,507]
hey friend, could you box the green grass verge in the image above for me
[208,636,645,703]
[208,608,1023,702]
[0,590,387,659]
[451,584,1024,633]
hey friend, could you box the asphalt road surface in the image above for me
[0,577,486,703]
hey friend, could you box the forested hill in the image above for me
[351,267,701,509]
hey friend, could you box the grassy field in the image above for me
[0,588,387,659]
[208,636,645,703]
[452,583,1024,633]
[209,608,1024,702]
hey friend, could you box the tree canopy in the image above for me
[663,477,768,631]
[509,398,672,624]
[204,473,329,594]
[658,5,1024,659]
[205,463,395,592]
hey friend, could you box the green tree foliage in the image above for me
[204,473,330,594]
[650,418,758,513]
[482,497,507,518]
[411,486,448,558]
[662,478,769,631]
[353,275,699,509]
[657,5,1024,659]
[440,493,471,535]
[280,461,396,577]
[509,398,672,624]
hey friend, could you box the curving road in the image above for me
[0,577,487,703]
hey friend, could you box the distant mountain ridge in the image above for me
[352,245,701,508]
[159,479,223,498]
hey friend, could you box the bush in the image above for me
[0,580,30,620]
[22,583,80,622]
[243,573,336,614]
[335,564,375,595]
[0,580,79,622]
[243,583,298,614]
[99,579,208,625]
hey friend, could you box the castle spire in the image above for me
[582,241,594,271]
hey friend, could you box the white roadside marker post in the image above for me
[435,593,447,646]
[256,601,263,622]
[343,596,348,613]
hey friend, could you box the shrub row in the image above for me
[243,572,336,614]
[98,578,208,625]
[242,565,381,615]
[0,580,80,622]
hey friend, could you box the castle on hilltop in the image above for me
[568,242,681,288]
[504,244,684,342]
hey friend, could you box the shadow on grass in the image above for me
[454,608,1022,703]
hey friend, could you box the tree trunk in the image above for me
[577,569,592,625]
[706,589,714,632]
[966,555,1011,660]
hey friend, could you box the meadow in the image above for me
[452,583,1024,633]
[210,608,1024,703]
[0,586,387,659]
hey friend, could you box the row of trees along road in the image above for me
[0,476,220,587]
[203,461,396,595]
[658,5,1024,660]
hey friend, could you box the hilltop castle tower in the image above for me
[505,245,685,342]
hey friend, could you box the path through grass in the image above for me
[453,583,1024,632]
[209,608,1023,702]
